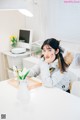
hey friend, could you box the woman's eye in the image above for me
[48,48,52,51]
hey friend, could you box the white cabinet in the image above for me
[1,51,30,80]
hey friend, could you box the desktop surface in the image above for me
[0,80,80,120]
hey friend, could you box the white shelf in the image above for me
[2,50,31,57]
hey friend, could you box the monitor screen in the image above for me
[18,29,32,49]
[19,30,30,43]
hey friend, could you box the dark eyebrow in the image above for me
[43,45,52,50]
[43,47,51,50]
[46,47,52,50]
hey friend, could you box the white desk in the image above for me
[0,80,80,120]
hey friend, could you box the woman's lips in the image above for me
[45,56,49,59]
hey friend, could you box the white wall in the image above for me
[25,0,47,42]
[45,0,80,43]
[32,0,47,41]
[0,10,26,51]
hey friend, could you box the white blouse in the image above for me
[28,59,71,91]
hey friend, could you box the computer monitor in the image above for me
[18,29,32,49]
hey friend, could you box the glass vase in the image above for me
[17,79,30,105]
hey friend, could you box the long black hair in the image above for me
[41,38,68,73]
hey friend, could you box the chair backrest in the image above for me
[70,81,80,97]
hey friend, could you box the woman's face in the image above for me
[42,45,57,64]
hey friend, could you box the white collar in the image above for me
[49,59,58,68]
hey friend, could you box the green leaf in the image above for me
[23,70,30,79]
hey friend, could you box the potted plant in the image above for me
[10,36,17,48]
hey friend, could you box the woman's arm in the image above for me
[28,64,40,77]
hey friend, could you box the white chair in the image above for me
[70,81,80,97]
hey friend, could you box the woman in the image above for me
[28,38,71,92]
